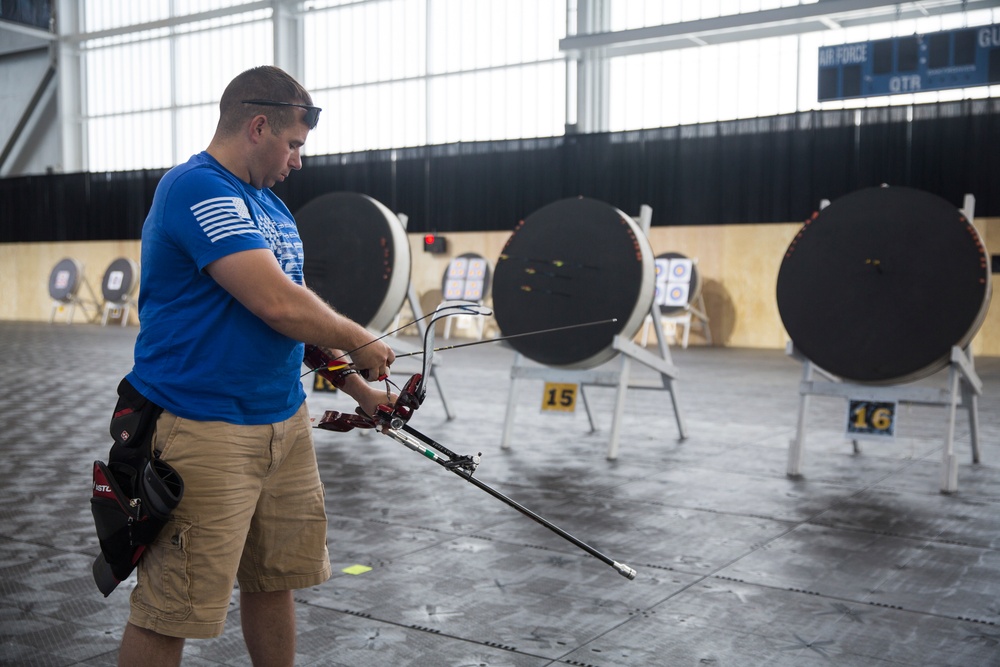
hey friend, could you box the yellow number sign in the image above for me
[313,374,338,393]
[847,400,896,438]
[542,382,578,412]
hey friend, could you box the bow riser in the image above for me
[304,345,423,432]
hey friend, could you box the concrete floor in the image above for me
[1,320,999,666]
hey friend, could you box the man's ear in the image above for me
[248,115,267,143]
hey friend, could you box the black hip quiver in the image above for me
[90,378,183,597]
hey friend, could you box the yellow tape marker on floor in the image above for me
[342,564,373,575]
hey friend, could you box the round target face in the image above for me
[296,193,411,332]
[776,186,991,384]
[48,258,83,302]
[102,258,138,303]
[665,284,689,307]
[492,197,655,369]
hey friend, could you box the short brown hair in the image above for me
[216,66,313,136]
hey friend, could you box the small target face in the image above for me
[670,260,693,282]
[448,258,469,279]
[654,259,670,280]
[664,283,689,307]
[444,280,465,300]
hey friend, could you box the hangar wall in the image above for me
[3,218,997,356]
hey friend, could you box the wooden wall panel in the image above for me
[0,241,141,324]
[2,220,995,357]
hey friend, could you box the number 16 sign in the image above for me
[846,400,897,439]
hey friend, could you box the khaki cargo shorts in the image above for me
[128,402,331,639]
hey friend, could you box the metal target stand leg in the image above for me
[578,384,598,433]
[51,277,101,324]
[500,205,687,459]
[687,293,712,346]
[500,329,687,459]
[608,354,632,460]
[101,300,133,327]
[786,343,982,494]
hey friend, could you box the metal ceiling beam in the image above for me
[61,1,274,44]
[0,61,56,176]
[559,0,994,57]
[0,18,55,40]
[0,19,56,57]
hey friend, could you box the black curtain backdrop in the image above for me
[2,99,996,243]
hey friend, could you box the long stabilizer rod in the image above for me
[396,424,637,580]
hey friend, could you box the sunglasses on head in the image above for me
[241,99,322,129]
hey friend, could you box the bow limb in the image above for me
[410,301,494,404]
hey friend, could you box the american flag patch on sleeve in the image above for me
[191,197,259,242]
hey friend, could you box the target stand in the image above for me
[778,190,990,493]
[787,342,982,494]
[48,258,100,324]
[495,201,687,460]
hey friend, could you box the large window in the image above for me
[606,3,1000,131]
[72,0,997,172]
[81,2,271,171]
[77,0,566,171]
[302,0,567,155]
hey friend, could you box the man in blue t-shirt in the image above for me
[117,66,395,667]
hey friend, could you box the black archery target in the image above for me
[48,258,83,302]
[101,258,138,303]
[492,197,655,369]
[296,192,411,332]
[776,186,990,385]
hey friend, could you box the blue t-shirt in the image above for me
[127,152,307,425]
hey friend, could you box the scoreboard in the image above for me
[818,24,1000,102]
